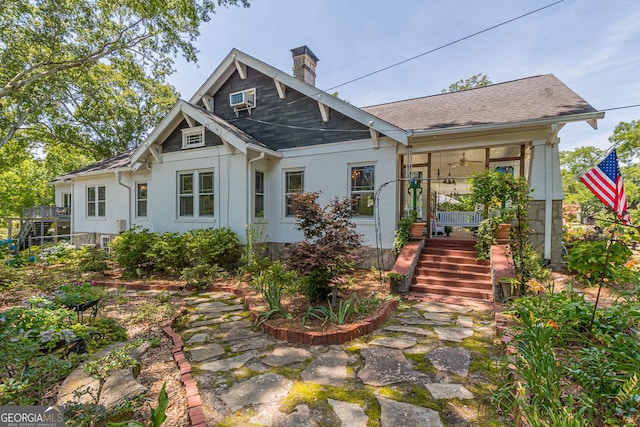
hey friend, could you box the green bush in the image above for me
[567,240,639,286]
[110,227,159,276]
[54,282,106,308]
[180,263,227,288]
[145,232,187,275]
[75,245,109,272]
[183,227,241,269]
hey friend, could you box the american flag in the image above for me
[580,149,631,225]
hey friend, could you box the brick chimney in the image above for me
[290,45,319,86]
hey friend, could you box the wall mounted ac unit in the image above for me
[229,89,256,116]
[116,219,127,233]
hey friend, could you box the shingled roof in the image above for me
[51,150,133,182]
[361,74,599,132]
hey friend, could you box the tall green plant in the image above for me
[251,262,297,323]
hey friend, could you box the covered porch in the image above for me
[398,144,528,237]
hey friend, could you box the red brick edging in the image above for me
[203,284,399,345]
[163,299,206,427]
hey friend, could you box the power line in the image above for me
[600,104,640,112]
[323,0,566,93]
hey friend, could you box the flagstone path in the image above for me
[177,293,501,426]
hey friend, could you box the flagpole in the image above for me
[587,222,616,334]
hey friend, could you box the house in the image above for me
[51,46,603,266]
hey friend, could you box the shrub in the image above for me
[567,240,639,286]
[180,263,227,288]
[183,227,241,269]
[75,245,109,272]
[250,261,298,322]
[145,231,187,275]
[110,226,159,276]
[284,192,363,302]
[54,281,106,308]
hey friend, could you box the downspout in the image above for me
[70,180,75,245]
[247,153,265,249]
[115,171,132,232]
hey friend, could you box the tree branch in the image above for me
[1,20,151,99]
[0,107,34,150]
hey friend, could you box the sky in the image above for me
[166,0,640,152]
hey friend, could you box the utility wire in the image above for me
[600,104,640,112]
[323,0,566,93]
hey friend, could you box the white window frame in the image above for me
[284,169,304,218]
[254,170,265,219]
[349,163,375,217]
[62,192,71,215]
[181,125,205,149]
[86,185,106,218]
[177,169,214,218]
[100,235,112,252]
[135,182,148,218]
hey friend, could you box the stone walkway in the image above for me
[178,292,500,426]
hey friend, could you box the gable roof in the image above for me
[188,48,409,145]
[130,99,281,166]
[362,74,603,135]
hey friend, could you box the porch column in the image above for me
[529,138,563,263]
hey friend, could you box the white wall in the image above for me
[55,138,401,250]
[66,174,131,235]
[265,138,399,249]
[140,145,248,241]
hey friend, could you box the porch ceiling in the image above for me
[406,146,523,195]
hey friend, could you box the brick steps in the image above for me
[409,238,493,302]
[415,267,490,281]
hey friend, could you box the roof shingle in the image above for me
[361,74,598,131]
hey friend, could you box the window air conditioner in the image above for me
[229,89,255,108]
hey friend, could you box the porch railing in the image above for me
[436,211,483,227]
[22,206,70,218]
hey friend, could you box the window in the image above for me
[350,165,375,216]
[284,170,304,217]
[254,171,265,218]
[62,192,71,215]
[87,186,106,217]
[136,183,147,217]
[181,126,205,149]
[178,170,214,217]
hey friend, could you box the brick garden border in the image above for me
[100,279,398,426]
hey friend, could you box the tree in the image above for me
[441,73,492,93]
[0,0,250,153]
[609,119,640,164]
[0,140,94,222]
[283,192,364,303]
[560,146,607,220]
[560,146,639,219]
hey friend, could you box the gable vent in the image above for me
[229,88,256,116]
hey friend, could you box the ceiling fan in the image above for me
[449,153,484,168]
